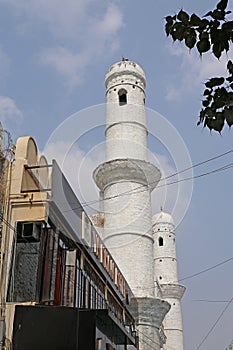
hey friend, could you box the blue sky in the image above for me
[1,1,233,349]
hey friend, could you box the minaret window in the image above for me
[158,237,164,246]
[118,88,127,105]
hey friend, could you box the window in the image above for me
[118,88,127,105]
[158,237,164,246]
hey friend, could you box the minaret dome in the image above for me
[105,60,146,91]
[153,210,174,226]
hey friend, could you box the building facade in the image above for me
[0,136,138,350]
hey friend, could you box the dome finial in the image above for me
[122,55,128,61]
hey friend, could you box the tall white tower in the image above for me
[93,59,170,350]
[153,210,185,350]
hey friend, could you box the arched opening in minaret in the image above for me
[118,88,127,105]
[158,237,164,246]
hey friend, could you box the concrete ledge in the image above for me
[93,158,161,191]
[160,284,186,299]
[129,297,171,329]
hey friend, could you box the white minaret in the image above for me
[153,210,185,350]
[93,59,170,350]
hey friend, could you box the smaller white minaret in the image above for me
[152,210,185,350]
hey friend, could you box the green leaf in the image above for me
[212,41,223,58]
[205,107,215,118]
[185,31,196,49]
[176,24,187,41]
[210,19,221,29]
[211,9,226,20]
[205,77,225,88]
[171,22,186,41]
[226,91,233,104]
[216,0,228,11]
[165,16,174,24]
[197,38,211,54]
[223,39,230,52]
[165,22,173,36]
[202,99,210,107]
[210,27,220,43]
[199,31,209,40]
[222,21,233,32]
[177,10,189,24]
[200,19,210,29]
[205,113,224,132]
[212,97,226,109]
[203,89,211,96]
[190,13,202,26]
[213,118,224,132]
[203,11,213,18]
[225,107,233,126]
[205,118,214,130]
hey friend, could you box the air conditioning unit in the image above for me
[17,222,42,242]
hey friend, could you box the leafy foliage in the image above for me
[165,0,233,133]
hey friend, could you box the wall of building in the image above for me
[0,135,138,349]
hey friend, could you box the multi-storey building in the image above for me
[0,135,138,350]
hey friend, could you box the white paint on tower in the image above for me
[153,210,185,350]
[93,59,172,350]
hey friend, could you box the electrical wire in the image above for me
[137,328,178,350]
[14,148,232,214]
[110,256,233,292]
[0,214,15,233]
[179,257,233,282]
[192,299,232,303]
[195,297,233,350]
[159,149,233,180]
[62,159,233,214]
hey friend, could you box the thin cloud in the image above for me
[0,46,10,84]
[40,47,86,88]
[44,140,105,214]
[0,96,22,121]
[0,0,93,39]
[165,43,233,102]
[40,3,123,89]
[0,0,124,89]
